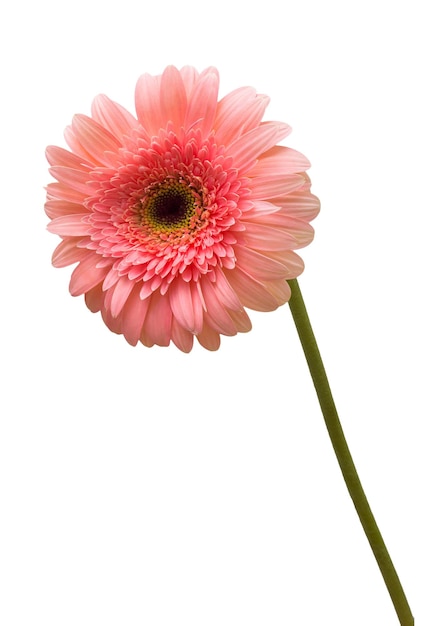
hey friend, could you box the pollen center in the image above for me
[140,180,200,233]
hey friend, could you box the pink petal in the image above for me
[264,250,305,278]
[168,279,203,334]
[46,145,92,169]
[140,291,172,347]
[214,87,269,146]
[71,114,121,165]
[84,283,104,313]
[46,182,88,203]
[47,214,90,237]
[248,174,306,199]
[197,317,221,351]
[69,252,108,296]
[225,267,281,312]
[102,267,122,292]
[200,278,237,335]
[171,318,194,353]
[273,193,321,220]
[228,308,252,333]
[244,213,315,248]
[49,166,93,196]
[226,122,291,173]
[263,278,292,304]
[110,275,136,318]
[212,266,244,311]
[101,299,122,335]
[135,73,163,137]
[249,145,311,176]
[160,66,187,134]
[240,222,298,250]
[234,246,291,280]
[45,200,89,219]
[91,94,138,141]
[120,284,151,346]
[52,239,88,268]
[184,70,219,138]
[240,200,280,219]
[179,66,199,98]
[64,125,96,163]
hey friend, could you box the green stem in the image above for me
[287,278,414,626]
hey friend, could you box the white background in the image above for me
[0,1,430,624]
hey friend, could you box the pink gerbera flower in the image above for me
[45,66,319,352]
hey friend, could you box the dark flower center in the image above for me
[140,180,200,232]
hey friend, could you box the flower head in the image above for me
[45,66,319,352]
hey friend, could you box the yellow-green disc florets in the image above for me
[140,179,202,233]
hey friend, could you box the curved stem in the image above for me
[287,278,414,626]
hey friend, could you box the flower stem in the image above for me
[287,278,414,626]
